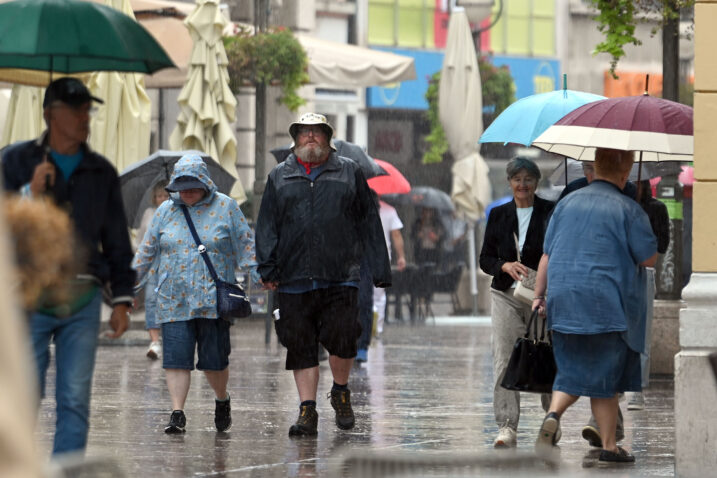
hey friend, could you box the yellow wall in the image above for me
[694,2,717,271]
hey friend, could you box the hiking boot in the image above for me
[329,389,355,430]
[535,412,560,451]
[493,426,517,448]
[146,341,161,360]
[215,397,232,432]
[288,404,318,437]
[165,410,186,434]
[627,392,645,410]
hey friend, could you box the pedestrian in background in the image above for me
[1,78,135,456]
[532,148,657,466]
[373,199,406,336]
[411,207,445,265]
[479,156,555,448]
[256,113,390,437]
[134,180,169,360]
[132,154,260,434]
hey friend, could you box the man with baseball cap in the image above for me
[256,112,391,436]
[1,77,135,456]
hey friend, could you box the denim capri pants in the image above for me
[552,331,641,398]
[161,318,231,371]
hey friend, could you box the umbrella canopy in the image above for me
[479,85,606,146]
[438,9,483,160]
[269,139,387,179]
[0,85,44,148]
[532,95,693,162]
[120,149,236,228]
[367,159,410,195]
[0,0,175,85]
[87,0,152,173]
[296,34,416,87]
[169,0,244,203]
[385,186,455,212]
[451,152,492,222]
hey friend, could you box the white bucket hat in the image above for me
[289,112,337,151]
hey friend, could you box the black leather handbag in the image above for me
[181,205,252,323]
[500,310,556,394]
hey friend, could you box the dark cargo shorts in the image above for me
[275,286,361,370]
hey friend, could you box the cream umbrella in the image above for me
[439,9,491,315]
[169,0,245,203]
[0,84,44,148]
[86,0,152,173]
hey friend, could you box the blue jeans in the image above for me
[30,291,102,455]
[144,275,159,330]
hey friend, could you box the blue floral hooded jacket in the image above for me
[132,154,259,323]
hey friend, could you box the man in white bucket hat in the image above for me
[256,112,391,437]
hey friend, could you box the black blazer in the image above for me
[479,196,555,291]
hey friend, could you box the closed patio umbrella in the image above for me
[88,0,152,173]
[169,0,245,203]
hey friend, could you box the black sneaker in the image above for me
[165,410,186,434]
[329,389,355,430]
[288,404,318,437]
[598,447,635,466]
[215,397,232,432]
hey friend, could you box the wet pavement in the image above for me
[35,300,676,477]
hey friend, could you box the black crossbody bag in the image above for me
[180,205,252,323]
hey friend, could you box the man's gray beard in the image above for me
[295,143,330,164]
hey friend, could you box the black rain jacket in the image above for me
[255,152,391,288]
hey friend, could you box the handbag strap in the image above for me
[524,309,551,344]
[180,205,220,283]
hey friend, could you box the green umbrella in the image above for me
[0,0,175,85]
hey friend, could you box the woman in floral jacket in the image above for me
[133,154,260,434]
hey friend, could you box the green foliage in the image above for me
[423,72,448,164]
[224,27,310,111]
[423,59,515,164]
[590,0,695,78]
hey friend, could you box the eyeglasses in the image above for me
[297,126,326,137]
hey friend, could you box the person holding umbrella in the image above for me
[532,148,657,466]
[132,154,260,434]
[479,156,555,448]
[1,78,136,456]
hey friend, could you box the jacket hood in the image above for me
[168,154,218,206]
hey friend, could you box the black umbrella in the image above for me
[120,150,236,228]
[270,139,386,179]
[384,186,454,212]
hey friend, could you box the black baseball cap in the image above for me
[43,78,104,108]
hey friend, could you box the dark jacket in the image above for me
[255,152,391,287]
[479,196,555,291]
[1,137,135,301]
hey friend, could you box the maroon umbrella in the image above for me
[532,95,693,162]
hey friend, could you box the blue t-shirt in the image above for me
[544,180,656,351]
[51,150,83,180]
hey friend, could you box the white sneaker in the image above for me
[494,426,517,448]
[146,341,161,360]
[627,392,645,410]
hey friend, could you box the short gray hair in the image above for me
[506,156,541,181]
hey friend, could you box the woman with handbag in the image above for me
[132,154,261,434]
[532,148,657,466]
[479,156,555,448]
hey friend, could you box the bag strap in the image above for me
[180,205,220,283]
[524,309,551,344]
[513,232,522,262]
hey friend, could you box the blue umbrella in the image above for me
[479,75,605,146]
